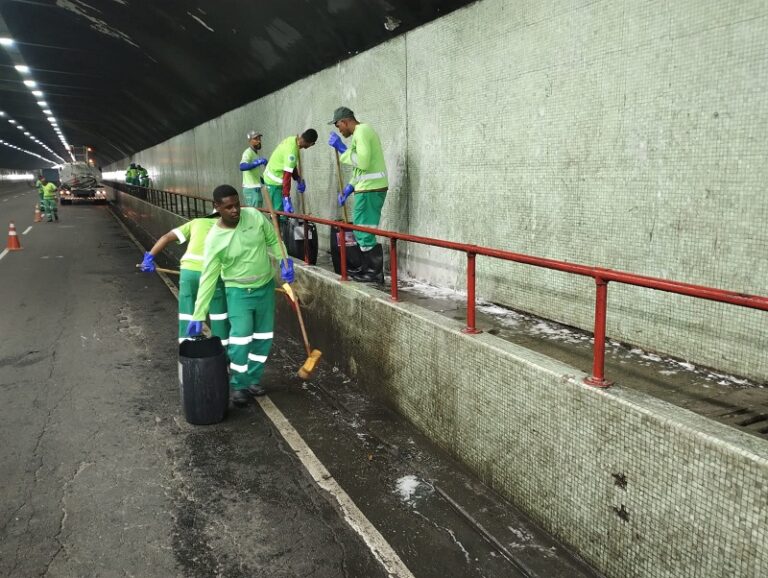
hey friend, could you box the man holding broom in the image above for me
[138,212,229,345]
[187,184,295,407]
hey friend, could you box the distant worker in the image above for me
[328,107,388,283]
[137,164,150,187]
[187,185,295,407]
[139,214,229,345]
[39,176,59,222]
[34,173,45,208]
[125,162,138,185]
[262,129,318,215]
[239,131,267,207]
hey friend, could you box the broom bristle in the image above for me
[297,349,322,381]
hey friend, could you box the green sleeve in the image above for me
[340,127,371,171]
[173,221,192,244]
[192,249,222,321]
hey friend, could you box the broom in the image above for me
[261,181,322,380]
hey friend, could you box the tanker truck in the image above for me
[58,162,107,205]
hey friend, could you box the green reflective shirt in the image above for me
[240,147,264,188]
[42,182,57,199]
[339,123,388,191]
[172,217,217,272]
[192,208,284,320]
[35,179,44,194]
[263,136,298,186]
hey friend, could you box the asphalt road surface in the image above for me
[0,182,598,578]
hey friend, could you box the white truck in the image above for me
[58,162,107,205]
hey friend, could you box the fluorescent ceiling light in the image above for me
[8,119,16,124]
[43,109,52,115]
[36,101,47,107]
[14,65,30,73]
[31,90,42,97]
[23,80,36,87]
[0,37,14,47]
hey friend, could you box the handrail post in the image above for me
[462,252,482,334]
[584,276,613,387]
[303,220,310,264]
[390,239,398,301]
[338,225,348,281]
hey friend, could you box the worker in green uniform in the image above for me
[262,129,318,216]
[328,106,388,283]
[125,163,138,185]
[137,165,150,187]
[187,185,295,407]
[40,176,59,222]
[240,131,267,207]
[34,173,46,210]
[138,214,229,344]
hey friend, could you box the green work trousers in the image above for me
[265,184,285,213]
[178,269,229,343]
[243,187,263,208]
[43,198,58,221]
[352,191,386,248]
[226,281,275,391]
[38,191,44,207]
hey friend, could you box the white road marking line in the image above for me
[109,206,412,576]
[0,249,8,261]
[41,256,50,259]
[257,396,416,578]
[22,226,32,235]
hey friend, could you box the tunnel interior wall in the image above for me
[107,0,768,383]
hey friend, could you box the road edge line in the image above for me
[257,396,415,578]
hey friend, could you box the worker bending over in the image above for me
[262,129,317,215]
[188,185,295,407]
[239,130,267,207]
[328,107,388,283]
[139,213,229,345]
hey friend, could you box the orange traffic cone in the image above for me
[34,204,42,223]
[7,222,22,251]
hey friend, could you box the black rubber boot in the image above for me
[231,389,251,407]
[247,384,266,397]
[351,244,384,284]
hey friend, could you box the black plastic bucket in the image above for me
[178,337,229,425]
[330,225,362,274]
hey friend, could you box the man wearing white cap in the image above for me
[240,131,267,207]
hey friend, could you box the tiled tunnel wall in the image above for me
[107,0,768,382]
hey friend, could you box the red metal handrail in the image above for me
[108,180,768,388]
[265,208,768,388]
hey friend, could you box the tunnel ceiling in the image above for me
[0,0,475,170]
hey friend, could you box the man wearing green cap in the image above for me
[240,131,267,207]
[262,129,317,216]
[328,106,388,283]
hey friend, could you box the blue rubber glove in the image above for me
[328,132,347,154]
[297,180,306,194]
[239,158,266,171]
[186,320,203,337]
[280,258,295,284]
[139,252,155,272]
[337,184,354,207]
[283,196,294,213]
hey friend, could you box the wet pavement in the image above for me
[0,181,598,578]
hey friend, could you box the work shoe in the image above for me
[247,384,266,397]
[231,389,251,407]
[351,244,384,284]
[54,214,59,221]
